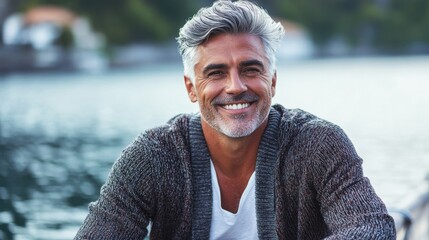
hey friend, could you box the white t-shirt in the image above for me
[209,161,258,239]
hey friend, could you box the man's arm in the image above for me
[311,125,396,239]
[74,137,154,239]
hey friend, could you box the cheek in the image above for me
[248,80,274,96]
[197,81,224,101]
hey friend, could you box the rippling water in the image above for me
[1,57,428,239]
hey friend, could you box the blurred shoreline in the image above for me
[2,41,429,77]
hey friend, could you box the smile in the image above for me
[222,103,250,110]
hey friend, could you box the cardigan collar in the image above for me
[189,108,281,239]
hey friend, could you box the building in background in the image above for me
[1,6,107,73]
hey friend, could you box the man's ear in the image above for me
[184,76,198,102]
[271,71,277,97]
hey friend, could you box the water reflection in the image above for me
[0,64,191,239]
[0,123,125,239]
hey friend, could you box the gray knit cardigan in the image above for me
[75,104,395,239]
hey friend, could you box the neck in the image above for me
[202,120,267,178]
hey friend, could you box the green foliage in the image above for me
[271,0,429,53]
[18,0,199,45]
[55,27,74,48]
[17,0,429,53]
[273,0,362,46]
[373,0,429,51]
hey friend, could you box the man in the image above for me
[75,0,395,239]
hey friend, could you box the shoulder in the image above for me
[272,104,344,142]
[272,105,362,185]
[136,113,193,148]
[272,104,358,166]
[114,113,194,176]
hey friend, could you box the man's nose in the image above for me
[226,71,247,94]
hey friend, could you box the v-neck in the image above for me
[189,108,280,239]
[210,160,256,216]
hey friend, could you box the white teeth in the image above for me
[223,103,250,110]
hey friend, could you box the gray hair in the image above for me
[177,0,285,81]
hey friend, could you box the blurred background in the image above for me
[0,0,428,239]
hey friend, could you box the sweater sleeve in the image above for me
[310,124,396,239]
[74,135,154,239]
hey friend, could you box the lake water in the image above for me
[1,56,428,239]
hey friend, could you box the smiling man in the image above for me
[75,1,396,239]
[187,33,274,140]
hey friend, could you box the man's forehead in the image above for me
[192,33,269,72]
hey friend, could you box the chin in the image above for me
[218,121,260,138]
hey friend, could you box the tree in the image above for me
[271,0,429,54]
[17,0,429,53]
[18,0,200,45]
[371,0,429,52]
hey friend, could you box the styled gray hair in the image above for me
[177,0,285,81]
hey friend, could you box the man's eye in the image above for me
[242,68,261,76]
[208,71,224,78]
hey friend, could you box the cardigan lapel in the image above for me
[189,115,212,239]
[188,109,281,239]
[255,109,280,239]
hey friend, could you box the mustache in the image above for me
[212,92,259,105]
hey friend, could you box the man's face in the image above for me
[184,33,277,138]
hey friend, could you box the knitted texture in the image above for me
[75,104,395,239]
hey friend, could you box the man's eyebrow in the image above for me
[202,63,228,75]
[239,59,264,69]
[202,60,264,75]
